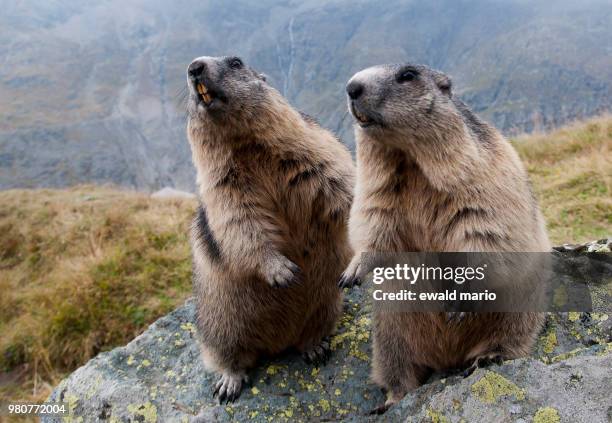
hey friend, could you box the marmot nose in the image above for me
[346,81,364,100]
[188,60,207,79]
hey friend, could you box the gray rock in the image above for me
[44,243,611,422]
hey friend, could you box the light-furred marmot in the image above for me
[186,56,354,402]
[339,63,550,410]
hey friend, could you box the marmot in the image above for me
[339,63,550,409]
[186,56,354,402]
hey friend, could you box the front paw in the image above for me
[337,256,362,289]
[264,254,301,288]
[212,372,249,404]
[302,337,331,365]
[337,270,361,289]
[463,353,504,378]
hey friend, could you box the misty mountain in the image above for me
[1,0,611,191]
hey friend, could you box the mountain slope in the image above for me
[1,0,611,190]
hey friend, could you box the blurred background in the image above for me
[1,0,611,191]
[0,0,610,409]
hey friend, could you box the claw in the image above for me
[337,273,360,289]
[369,402,391,415]
[212,378,223,396]
[302,337,332,366]
[463,353,504,378]
[212,373,246,404]
[463,363,477,378]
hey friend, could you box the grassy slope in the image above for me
[0,116,610,404]
[0,187,196,403]
[513,115,611,243]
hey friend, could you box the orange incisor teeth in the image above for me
[202,93,212,103]
[197,83,208,95]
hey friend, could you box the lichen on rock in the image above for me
[470,371,525,404]
[43,241,611,422]
[533,406,561,423]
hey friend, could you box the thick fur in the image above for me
[186,56,355,401]
[343,64,550,407]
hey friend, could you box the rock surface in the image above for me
[45,243,611,422]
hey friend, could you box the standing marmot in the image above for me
[339,63,550,410]
[186,56,354,402]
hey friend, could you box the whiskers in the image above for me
[174,85,190,117]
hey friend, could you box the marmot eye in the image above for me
[229,58,243,69]
[397,69,418,83]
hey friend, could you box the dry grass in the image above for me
[0,116,610,407]
[513,115,612,244]
[0,186,196,405]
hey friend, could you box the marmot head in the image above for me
[346,64,458,142]
[186,56,270,130]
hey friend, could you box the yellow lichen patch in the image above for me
[597,342,612,356]
[426,407,450,423]
[251,386,260,395]
[85,375,102,400]
[334,388,342,396]
[180,322,197,333]
[141,359,151,367]
[127,402,158,423]
[471,371,525,404]
[541,330,558,354]
[62,394,83,423]
[592,313,609,322]
[550,346,588,363]
[127,355,135,365]
[330,314,371,361]
[319,399,331,413]
[266,364,285,375]
[568,312,581,322]
[533,406,561,423]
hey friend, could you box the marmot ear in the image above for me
[434,73,452,97]
[258,73,268,82]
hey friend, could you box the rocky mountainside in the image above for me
[1,0,612,190]
[44,241,611,422]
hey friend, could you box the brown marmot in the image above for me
[339,63,551,410]
[185,56,354,403]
